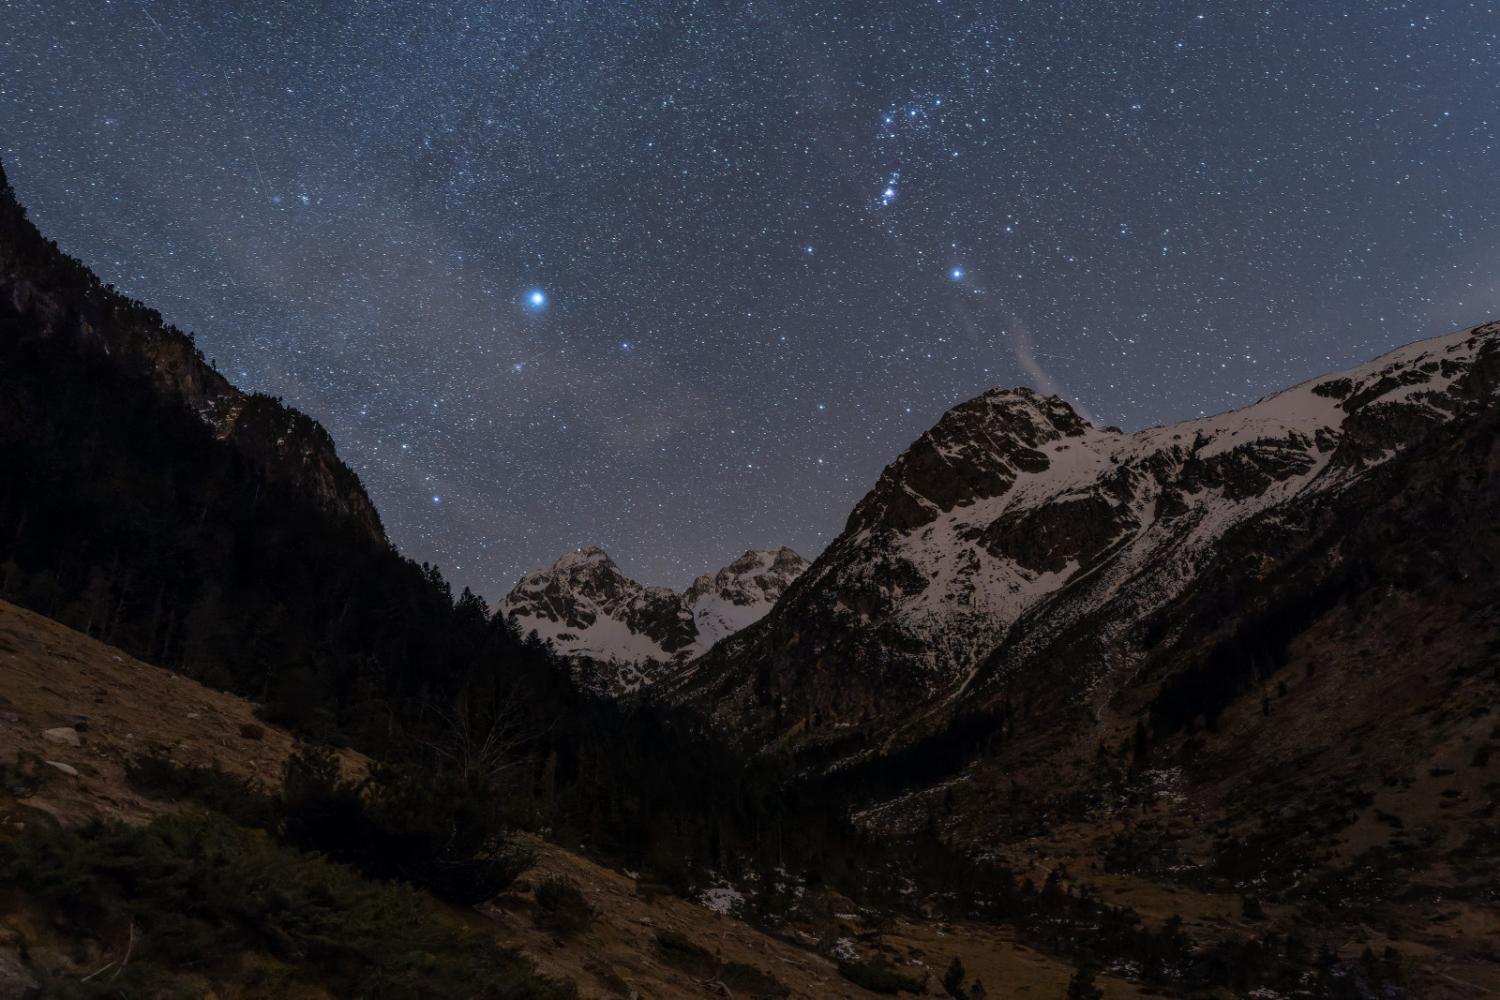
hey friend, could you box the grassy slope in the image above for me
[0,600,1142,999]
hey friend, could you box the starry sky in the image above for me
[3,2,1498,595]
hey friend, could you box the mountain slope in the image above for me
[851,349,1500,1000]
[651,321,1500,999]
[0,598,1150,1000]
[502,545,806,693]
[668,321,1500,756]
[0,164,382,542]
[0,158,566,748]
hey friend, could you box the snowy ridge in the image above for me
[502,545,807,694]
[671,320,1500,739]
[686,547,809,648]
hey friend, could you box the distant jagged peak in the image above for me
[544,545,625,576]
[686,547,808,600]
[501,543,808,694]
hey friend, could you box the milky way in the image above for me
[2,2,1497,594]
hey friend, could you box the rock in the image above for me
[0,947,40,998]
[41,726,81,747]
[43,760,78,777]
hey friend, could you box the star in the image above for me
[10,0,1496,599]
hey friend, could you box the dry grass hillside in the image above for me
[0,600,1143,999]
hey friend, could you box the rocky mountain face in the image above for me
[668,321,1500,759]
[0,162,383,541]
[502,546,806,694]
[649,320,1500,998]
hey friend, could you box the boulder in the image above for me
[40,726,81,747]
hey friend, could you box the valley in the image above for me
[1,151,1498,999]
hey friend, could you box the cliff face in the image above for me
[0,161,383,542]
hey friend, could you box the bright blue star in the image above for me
[524,288,548,311]
[949,266,965,281]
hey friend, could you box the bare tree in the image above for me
[418,685,552,788]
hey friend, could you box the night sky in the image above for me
[3,2,1497,596]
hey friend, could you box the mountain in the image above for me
[0,166,382,542]
[502,545,806,693]
[668,321,1500,757]
[648,321,1500,998]
[0,157,563,735]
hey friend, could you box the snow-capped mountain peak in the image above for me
[667,320,1500,748]
[501,545,808,694]
[685,546,809,648]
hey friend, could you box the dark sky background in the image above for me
[3,2,1497,595]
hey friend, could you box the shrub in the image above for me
[655,932,787,997]
[656,929,713,963]
[126,746,533,906]
[0,812,573,999]
[533,874,594,937]
[720,959,789,998]
[1066,964,1104,1000]
[123,752,279,828]
[0,751,53,798]
[837,959,926,995]
[280,745,531,905]
[944,955,968,998]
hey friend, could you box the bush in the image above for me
[280,745,531,905]
[124,751,280,828]
[654,931,787,998]
[533,874,594,937]
[125,746,533,906]
[1066,964,1104,1000]
[720,959,789,998]
[944,955,968,998]
[0,812,574,999]
[0,751,53,798]
[655,929,713,964]
[838,959,926,995]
